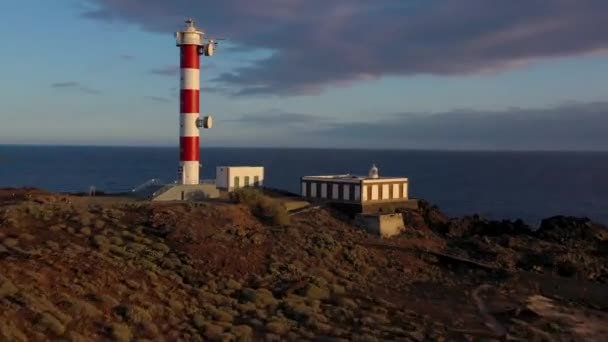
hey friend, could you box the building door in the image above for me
[244,176,250,187]
[234,176,240,189]
[254,176,260,187]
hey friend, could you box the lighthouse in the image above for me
[175,18,214,185]
[139,18,227,201]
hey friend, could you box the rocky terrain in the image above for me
[0,188,607,341]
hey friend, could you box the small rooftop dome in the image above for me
[368,164,379,179]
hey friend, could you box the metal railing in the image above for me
[131,178,163,193]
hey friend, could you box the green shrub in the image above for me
[253,198,291,226]
[0,320,28,342]
[192,313,206,329]
[265,320,290,335]
[0,275,18,299]
[150,242,170,254]
[114,304,152,324]
[231,188,291,226]
[3,238,19,248]
[92,235,109,247]
[63,298,102,318]
[230,188,264,206]
[231,325,253,340]
[109,323,131,342]
[35,312,66,335]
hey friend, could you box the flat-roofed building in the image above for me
[300,165,412,213]
[216,166,264,192]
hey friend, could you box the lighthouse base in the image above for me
[151,183,220,202]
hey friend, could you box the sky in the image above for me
[1,0,608,150]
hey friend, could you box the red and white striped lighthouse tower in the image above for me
[175,18,214,185]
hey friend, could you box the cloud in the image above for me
[51,81,101,95]
[148,65,179,77]
[143,95,171,103]
[226,109,325,126]
[119,54,135,60]
[317,102,608,150]
[83,0,608,96]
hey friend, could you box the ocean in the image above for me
[0,146,606,225]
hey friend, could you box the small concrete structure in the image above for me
[301,164,414,213]
[151,183,220,201]
[354,213,406,238]
[216,166,264,191]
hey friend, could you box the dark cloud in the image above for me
[143,95,171,103]
[51,81,101,95]
[317,102,608,150]
[84,0,608,96]
[119,54,135,60]
[226,109,325,126]
[148,65,179,77]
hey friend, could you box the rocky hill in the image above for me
[0,188,607,341]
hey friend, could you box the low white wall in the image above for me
[152,184,220,201]
[355,213,405,238]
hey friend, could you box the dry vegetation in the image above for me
[230,188,291,227]
[0,188,607,341]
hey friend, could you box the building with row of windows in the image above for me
[300,165,411,212]
[216,166,264,191]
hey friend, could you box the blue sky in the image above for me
[1,0,608,150]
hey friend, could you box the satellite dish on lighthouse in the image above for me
[203,116,213,129]
[198,38,225,56]
[197,116,213,129]
[204,43,215,57]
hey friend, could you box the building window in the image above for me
[371,185,379,201]
[321,183,327,198]
[301,182,307,197]
[254,176,260,187]
[354,185,361,201]
[332,184,339,200]
[310,182,317,197]
[343,184,350,201]
[244,176,250,187]
[234,176,240,189]
[393,184,400,199]
[382,184,390,200]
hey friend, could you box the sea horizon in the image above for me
[2,143,608,154]
[1,145,606,225]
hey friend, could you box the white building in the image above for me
[300,165,409,204]
[216,166,264,191]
